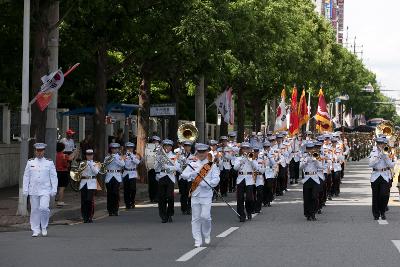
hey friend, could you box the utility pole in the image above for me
[17,0,30,216]
[45,1,59,162]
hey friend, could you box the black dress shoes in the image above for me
[381,214,386,220]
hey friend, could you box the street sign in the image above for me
[150,103,176,117]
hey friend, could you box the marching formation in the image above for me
[23,122,400,248]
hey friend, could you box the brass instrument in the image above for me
[375,121,395,138]
[98,155,115,175]
[70,161,88,182]
[178,123,199,142]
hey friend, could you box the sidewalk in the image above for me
[0,182,149,232]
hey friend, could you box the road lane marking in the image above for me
[377,219,388,225]
[252,213,258,218]
[216,227,239,238]
[176,247,206,262]
[392,240,400,253]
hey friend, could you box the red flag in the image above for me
[36,92,54,111]
[289,86,299,136]
[298,89,309,128]
[315,88,333,132]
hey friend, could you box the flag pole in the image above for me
[306,91,311,131]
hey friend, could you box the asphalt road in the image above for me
[1,159,400,267]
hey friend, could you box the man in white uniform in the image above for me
[23,143,58,237]
[369,137,395,220]
[181,143,220,247]
[79,149,100,223]
[104,143,125,216]
[122,142,141,209]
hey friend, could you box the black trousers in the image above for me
[331,171,341,196]
[229,168,238,192]
[303,179,319,218]
[371,176,390,217]
[81,185,95,221]
[178,179,191,213]
[276,165,285,194]
[236,180,254,218]
[255,185,264,212]
[289,159,300,182]
[158,176,174,220]
[263,178,275,204]
[148,169,158,202]
[341,163,345,180]
[106,177,120,215]
[220,169,230,196]
[123,176,137,208]
[318,178,325,209]
[325,173,332,197]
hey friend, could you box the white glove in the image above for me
[50,191,57,197]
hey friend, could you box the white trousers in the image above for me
[191,202,212,245]
[29,195,50,232]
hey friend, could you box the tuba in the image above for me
[70,161,88,182]
[178,123,198,142]
[375,121,395,138]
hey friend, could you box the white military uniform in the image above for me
[79,160,100,190]
[181,158,220,246]
[369,148,395,183]
[255,155,266,186]
[233,156,258,185]
[23,157,58,234]
[218,146,232,171]
[155,151,181,183]
[105,154,125,183]
[122,152,141,179]
[300,155,322,184]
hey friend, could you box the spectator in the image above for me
[56,142,78,206]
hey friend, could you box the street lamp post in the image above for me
[17,0,30,216]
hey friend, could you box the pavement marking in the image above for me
[377,219,388,225]
[216,227,239,238]
[392,240,400,253]
[252,213,258,218]
[176,247,206,262]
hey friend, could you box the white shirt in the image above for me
[369,148,395,182]
[300,155,322,184]
[218,147,232,170]
[122,152,141,179]
[104,154,125,183]
[23,157,58,196]
[255,155,266,186]
[155,150,181,183]
[61,137,75,151]
[181,159,220,203]
[80,160,100,190]
[233,156,258,185]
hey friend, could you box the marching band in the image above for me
[24,121,400,244]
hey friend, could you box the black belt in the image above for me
[239,172,253,175]
[82,176,96,179]
[373,168,390,172]
[156,169,168,174]
[304,172,317,175]
[124,168,136,171]
[107,170,121,173]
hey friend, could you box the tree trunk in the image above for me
[30,0,51,149]
[94,46,107,161]
[252,97,262,132]
[136,67,151,183]
[237,85,245,143]
[137,68,151,157]
[168,77,181,142]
